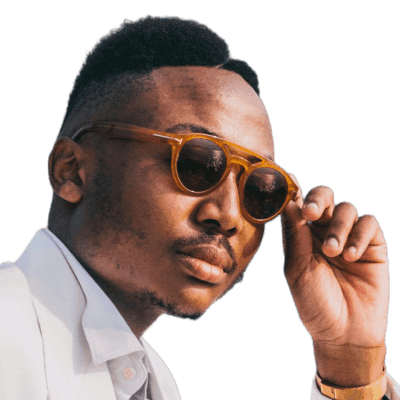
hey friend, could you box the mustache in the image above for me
[171,233,238,274]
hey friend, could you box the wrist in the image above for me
[316,367,387,400]
[313,341,386,387]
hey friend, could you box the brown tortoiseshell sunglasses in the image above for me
[71,122,298,224]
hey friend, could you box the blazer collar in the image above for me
[44,228,145,367]
[16,229,117,400]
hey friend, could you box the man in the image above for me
[0,16,398,400]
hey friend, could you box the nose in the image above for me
[194,167,244,237]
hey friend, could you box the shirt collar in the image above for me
[43,228,145,366]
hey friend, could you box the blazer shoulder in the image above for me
[0,262,33,323]
[0,262,48,399]
[0,261,43,350]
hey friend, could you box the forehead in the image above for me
[116,66,274,159]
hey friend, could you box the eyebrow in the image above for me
[165,123,222,138]
[165,123,274,161]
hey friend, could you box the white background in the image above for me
[1,1,399,399]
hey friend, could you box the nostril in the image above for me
[203,219,221,229]
[201,220,222,237]
[226,227,237,236]
[202,221,237,238]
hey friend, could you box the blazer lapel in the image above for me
[142,338,181,400]
[16,230,116,400]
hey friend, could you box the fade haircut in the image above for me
[59,16,260,137]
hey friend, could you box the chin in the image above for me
[166,308,203,321]
[168,294,216,320]
[140,286,216,320]
[163,274,244,318]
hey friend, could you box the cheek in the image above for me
[236,223,264,269]
[119,164,195,239]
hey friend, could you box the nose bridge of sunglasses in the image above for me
[225,144,263,169]
[229,153,253,169]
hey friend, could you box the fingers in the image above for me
[302,186,335,224]
[320,202,358,258]
[299,185,385,262]
[341,215,385,262]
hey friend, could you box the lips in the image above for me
[176,245,233,284]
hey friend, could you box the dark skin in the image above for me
[49,66,388,390]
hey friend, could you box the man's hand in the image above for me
[281,184,389,387]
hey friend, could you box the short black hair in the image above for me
[60,16,260,135]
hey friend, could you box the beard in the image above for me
[135,289,203,320]
[132,270,244,321]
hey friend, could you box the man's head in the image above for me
[48,17,274,323]
[59,16,260,138]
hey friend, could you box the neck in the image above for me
[78,265,163,338]
[47,222,162,338]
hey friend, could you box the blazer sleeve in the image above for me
[310,372,400,400]
[0,263,48,400]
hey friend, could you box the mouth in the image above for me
[176,245,233,285]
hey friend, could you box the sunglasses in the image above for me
[70,122,298,224]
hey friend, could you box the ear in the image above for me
[48,138,86,203]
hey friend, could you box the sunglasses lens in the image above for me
[243,167,289,220]
[177,138,227,192]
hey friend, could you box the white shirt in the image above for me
[44,228,151,400]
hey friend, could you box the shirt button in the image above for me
[123,367,136,380]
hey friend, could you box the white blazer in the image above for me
[0,230,181,400]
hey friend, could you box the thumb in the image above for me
[280,179,313,285]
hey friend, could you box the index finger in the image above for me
[302,186,335,224]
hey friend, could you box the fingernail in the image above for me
[325,237,339,248]
[347,246,357,254]
[304,202,319,212]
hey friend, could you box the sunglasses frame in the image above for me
[70,122,299,224]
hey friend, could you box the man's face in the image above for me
[75,66,274,319]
